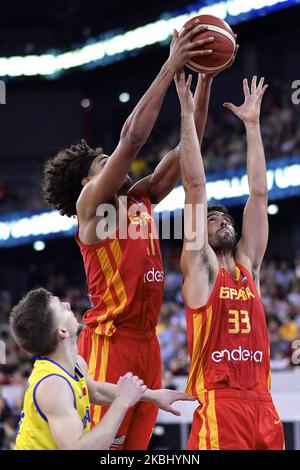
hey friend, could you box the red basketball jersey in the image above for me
[185,264,271,402]
[75,189,164,336]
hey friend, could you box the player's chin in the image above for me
[213,234,235,251]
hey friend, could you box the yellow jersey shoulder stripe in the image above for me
[33,373,76,421]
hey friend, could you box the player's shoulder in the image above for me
[35,374,75,416]
[35,373,74,395]
[236,251,259,275]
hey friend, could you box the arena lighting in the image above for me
[33,240,45,251]
[0,0,296,78]
[154,157,300,213]
[0,211,77,247]
[0,156,299,247]
[81,98,91,108]
[119,92,130,103]
[267,204,279,215]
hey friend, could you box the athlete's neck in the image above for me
[46,338,78,376]
[216,252,237,278]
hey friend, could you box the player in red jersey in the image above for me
[42,22,222,449]
[175,70,285,450]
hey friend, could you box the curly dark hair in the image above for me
[42,139,103,217]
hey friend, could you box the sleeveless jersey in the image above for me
[185,264,271,402]
[75,189,164,336]
[15,357,91,450]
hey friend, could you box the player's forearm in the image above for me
[245,122,268,195]
[92,382,117,405]
[194,75,213,146]
[120,62,176,147]
[152,76,213,197]
[180,112,206,190]
[140,388,158,403]
[148,145,181,201]
[92,381,158,406]
[75,398,129,450]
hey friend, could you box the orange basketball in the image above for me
[183,15,236,74]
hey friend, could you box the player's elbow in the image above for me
[118,129,143,153]
[249,181,268,197]
[185,179,206,192]
[249,188,269,198]
[120,117,144,148]
[127,114,148,146]
[64,437,110,451]
[59,439,82,451]
[127,130,143,146]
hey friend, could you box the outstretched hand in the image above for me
[152,389,196,416]
[175,69,195,114]
[223,75,268,124]
[168,20,214,72]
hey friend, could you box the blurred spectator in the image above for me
[0,396,12,449]
[279,316,298,343]
[1,417,18,450]
[162,370,177,391]
[275,261,294,293]
[270,351,291,371]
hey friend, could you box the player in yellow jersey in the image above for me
[10,288,194,450]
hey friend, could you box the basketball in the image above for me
[183,15,236,74]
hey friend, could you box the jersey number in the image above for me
[228,309,251,334]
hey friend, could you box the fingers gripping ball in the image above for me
[183,15,236,74]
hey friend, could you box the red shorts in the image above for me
[187,389,285,450]
[78,326,162,450]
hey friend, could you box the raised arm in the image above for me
[224,76,269,287]
[130,71,213,203]
[77,22,213,217]
[175,71,218,308]
[131,30,215,203]
[194,43,238,145]
[132,44,239,204]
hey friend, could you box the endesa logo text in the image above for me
[212,346,263,363]
[144,268,164,283]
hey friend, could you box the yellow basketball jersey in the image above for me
[15,356,91,450]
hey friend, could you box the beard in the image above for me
[210,229,237,254]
